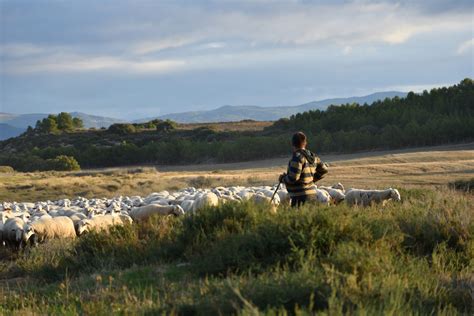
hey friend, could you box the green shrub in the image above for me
[0,165,14,173]
[156,120,177,132]
[108,123,136,134]
[46,155,81,171]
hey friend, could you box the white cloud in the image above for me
[199,42,226,49]
[373,82,456,93]
[132,36,199,55]
[456,38,474,55]
[342,46,352,55]
[2,54,186,75]
[0,43,48,57]
[1,1,472,75]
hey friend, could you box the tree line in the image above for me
[0,79,472,171]
[26,112,84,135]
[269,78,473,152]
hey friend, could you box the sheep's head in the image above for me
[22,224,34,243]
[19,213,30,222]
[332,183,345,192]
[390,188,401,202]
[76,220,91,235]
[172,205,185,216]
[119,214,133,224]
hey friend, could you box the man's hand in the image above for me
[279,173,286,183]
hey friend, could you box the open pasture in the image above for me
[1,144,472,202]
[0,145,472,315]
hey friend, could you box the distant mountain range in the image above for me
[0,112,125,140]
[136,91,407,123]
[0,91,406,140]
[0,123,25,140]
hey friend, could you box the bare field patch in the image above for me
[0,146,473,202]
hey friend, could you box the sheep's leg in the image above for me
[362,194,371,207]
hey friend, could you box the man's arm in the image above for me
[283,156,303,184]
[313,160,329,182]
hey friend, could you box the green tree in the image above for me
[57,112,74,131]
[47,155,81,171]
[72,117,84,129]
[38,115,59,134]
[108,123,136,134]
[156,120,177,132]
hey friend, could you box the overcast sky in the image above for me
[1,0,473,119]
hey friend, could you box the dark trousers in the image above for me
[290,194,316,207]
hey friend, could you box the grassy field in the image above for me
[1,144,472,202]
[0,145,473,314]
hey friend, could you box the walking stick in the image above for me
[270,179,283,204]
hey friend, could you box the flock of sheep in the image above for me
[0,183,401,248]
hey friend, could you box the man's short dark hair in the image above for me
[292,132,307,148]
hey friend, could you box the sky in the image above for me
[0,0,473,120]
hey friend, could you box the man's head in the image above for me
[292,132,307,150]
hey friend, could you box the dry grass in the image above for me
[0,146,472,202]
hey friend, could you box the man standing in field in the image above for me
[279,132,328,207]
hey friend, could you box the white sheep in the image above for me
[314,188,332,205]
[345,188,401,206]
[76,214,132,235]
[319,186,345,204]
[129,204,184,221]
[250,194,278,213]
[193,192,219,212]
[23,216,76,244]
[331,183,345,192]
[276,189,290,205]
[180,200,195,213]
[3,217,27,246]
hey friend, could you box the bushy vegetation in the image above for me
[47,155,81,171]
[28,112,83,135]
[107,123,137,135]
[269,78,474,152]
[0,166,14,173]
[0,155,80,172]
[0,79,472,171]
[0,188,472,314]
[108,119,177,135]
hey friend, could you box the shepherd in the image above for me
[278,132,328,207]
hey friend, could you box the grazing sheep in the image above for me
[193,192,219,212]
[250,194,278,213]
[129,204,184,221]
[23,216,76,244]
[345,188,401,206]
[238,190,255,201]
[319,186,345,204]
[315,188,332,205]
[331,183,345,192]
[76,214,132,235]
[180,200,195,213]
[3,217,26,246]
[276,189,290,205]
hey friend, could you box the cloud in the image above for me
[1,0,472,76]
[2,54,186,75]
[0,43,48,57]
[456,38,474,55]
[342,46,352,55]
[131,37,199,55]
